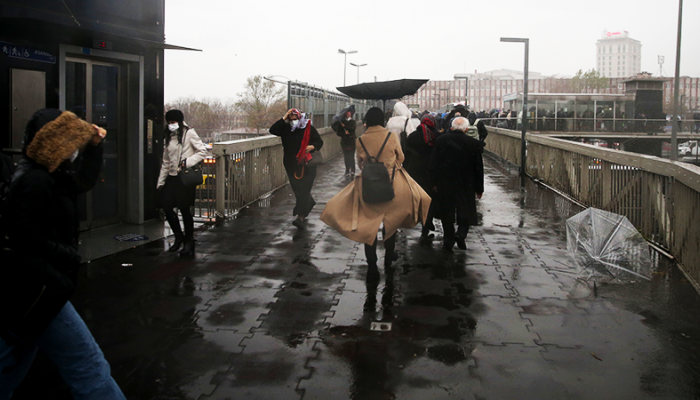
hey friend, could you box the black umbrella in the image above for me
[332,105,356,125]
[336,79,429,109]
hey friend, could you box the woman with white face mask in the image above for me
[269,108,324,230]
[157,109,208,256]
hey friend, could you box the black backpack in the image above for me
[358,132,395,204]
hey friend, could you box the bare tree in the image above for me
[235,75,286,133]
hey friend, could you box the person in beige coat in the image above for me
[321,107,432,278]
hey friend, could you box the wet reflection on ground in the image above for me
[13,154,700,400]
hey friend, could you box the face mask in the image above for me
[168,123,179,132]
[291,120,300,127]
[69,149,79,163]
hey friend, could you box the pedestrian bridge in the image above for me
[20,131,700,398]
[200,125,700,294]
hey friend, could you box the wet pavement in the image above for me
[14,154,700,400]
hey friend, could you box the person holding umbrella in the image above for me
[270,109,324,230]
[332,105,357,178]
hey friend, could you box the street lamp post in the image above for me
[500,37,530,176]
[349,62,367,84]
[338,49,357,86]
[671,0,683,161]
[264,75,305,110]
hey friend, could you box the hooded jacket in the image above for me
[386,102,419,138]
[2,110,101,338]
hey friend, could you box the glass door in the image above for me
[66,58,123,230]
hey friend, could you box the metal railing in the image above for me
[485,116,700,134]
[201,127,344,218]
[288,81,381,129]
[485,126,700,292]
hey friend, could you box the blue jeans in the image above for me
[0,302,125,400]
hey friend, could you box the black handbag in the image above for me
[179,163,203,187]
[359,132,396,204]
[306,152,324,167]
[177,130,204,187]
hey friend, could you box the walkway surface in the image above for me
[14,154,700,400]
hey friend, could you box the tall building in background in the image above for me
[596,31,642,78]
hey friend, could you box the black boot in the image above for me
[179,239,195,257]
[168,234,185,252]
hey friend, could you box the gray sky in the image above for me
[163,0,699,103]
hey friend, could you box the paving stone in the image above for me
[470,296,540,346]
[497,265,569,299]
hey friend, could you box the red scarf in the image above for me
[420,115,437,146]
[296,122,313,165]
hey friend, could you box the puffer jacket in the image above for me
[1,110,101,339]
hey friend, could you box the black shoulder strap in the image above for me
[359,132,393,162]
[402,118,409,132]
[375,132,392,160]
[358,137,374,162]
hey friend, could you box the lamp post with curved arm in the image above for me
[338,49,357,86]
[349,62,367,85]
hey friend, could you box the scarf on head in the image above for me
[291,111,310,132]
[296,116,313,165]
[419,115,437,146]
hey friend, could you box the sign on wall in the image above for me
[1,42,56,64]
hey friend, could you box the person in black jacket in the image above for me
[332,106,357,178]
[429,116,484,251]
[405,114,439,239]
[270,109,324,230]
[0,109,125,398]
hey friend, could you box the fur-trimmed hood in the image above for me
[26,111,94,172]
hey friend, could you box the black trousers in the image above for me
[439,193,470,247]
[162,175,195,240]
[286,166,317,217]
[364,228,396,265]
[342,148,356,172]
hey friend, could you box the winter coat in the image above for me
[403,126,436,195]
[387,102,419,152]
[320,125,432,245]
[269,119,324,172]
[1,111,101,338]
[333,119,357,150]
[429,131,484,226]
[157,126,208,189]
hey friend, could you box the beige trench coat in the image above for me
[320,125,432,245]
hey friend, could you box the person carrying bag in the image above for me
[321,107,432,280]
[157,109,208,256]
[358,132,395,203]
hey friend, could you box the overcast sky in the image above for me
[163,0,699,103]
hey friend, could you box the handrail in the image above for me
[485,125,700,292]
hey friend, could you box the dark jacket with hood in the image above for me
[1,109,101,339]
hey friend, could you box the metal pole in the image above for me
[356,66,359,84]
[671,0,683,161]
[522,39,529,176]
[465,77,469,108]
[287,80,291,110]
[343,53,347,87]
